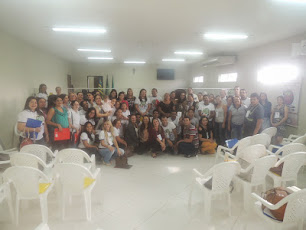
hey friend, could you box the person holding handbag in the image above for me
[68,100,81,147]
[46,95,69,150]
[17,96,49,147]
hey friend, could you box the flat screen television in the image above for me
[157,69,175,80]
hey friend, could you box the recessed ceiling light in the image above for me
[204,33,248,40]
[162,59,185,62]
[174,51,203,55]
[88,57,113,60]
[78,49,111,52]
[124,61,146,64]
[52,27,106,33]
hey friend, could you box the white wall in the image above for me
[189,33,306,135]
[0,30,71,148]
[71,62,190,96]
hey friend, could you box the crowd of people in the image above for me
[17,84,289,164]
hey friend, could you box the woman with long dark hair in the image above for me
[259,92,272,130]
[149,118,166,158]
[37,84,48,102]
[109,89,118,100]
[198,116,217,154]
[135,89,152,116]
[158,93,174,118]
[138,115,151,154]
[125,88,136,113]
[17,96,49,145]
[78,122,100,156]
[80,107,97,130]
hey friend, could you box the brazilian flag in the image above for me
[98,76,104,96]
[105,75,109,95]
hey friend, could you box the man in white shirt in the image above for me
[187,87,199,102]
[161,116,177,153]
[168,111,181,135]
[240,89,251,108]
[234,86,240,97]
[148,88,162,115]
[220,89,227,105]
[198,95,215,121]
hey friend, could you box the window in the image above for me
[257,64,298,85]
[218,73,238,82]
[193,76,204,83]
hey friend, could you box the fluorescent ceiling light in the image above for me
[78,49,111,52]
[88,57,113,60]
[124,61,146,64]
[274,0,306,3]
[162,59,185,62]
[204,33,248,40]
[52,27,106,33]
[174,51,203,55]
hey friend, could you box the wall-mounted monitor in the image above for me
[157,69,175,80]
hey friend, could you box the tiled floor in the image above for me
[0,153,305,230]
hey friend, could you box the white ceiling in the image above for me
[0,0,306,64]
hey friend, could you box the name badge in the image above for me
[274,112,280,119]
[177,112,182,118]
[157,134,162,140]
[246,110,250,118]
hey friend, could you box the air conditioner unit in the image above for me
[291,41,306,57]
[202,56,236,67]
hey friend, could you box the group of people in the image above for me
[17,84,289,163]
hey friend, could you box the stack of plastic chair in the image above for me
[215,136,252,163]
[282,133,306,145]
[188,162,241,218]
[20,144,57,167]
[251,133,271,148]
[267,152,306,187]
[268,143,306,159]
[10,153,53,176]
[252,188,306,230]
[53,163,101,221]
[0,182,14,223]
[270,135,306,152]
[261,127,277,139]
[235,155,277,210]
[3,166,54,225]
[56,149,96,172]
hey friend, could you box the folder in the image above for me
[25,118,42,139]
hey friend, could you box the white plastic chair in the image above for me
[20,144,57,166]
[56,149,96,172]
[53,163,101,221]
[268,143,306,159]
[251,133,271,148]
[225,144,267,166]
[282,133,306,145]
[0,182,14,223]
[261,127,277,139]
[3,166,54,225]
[10,153,53,176]
[0,138,18,166]
[267,152,306,187]
[215,136,252,163]
[252,188,306,230]
[235,155,277,210]
[189,162,241,217]
[270,135,306,152]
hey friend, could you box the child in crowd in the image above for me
[121,103,130,121]
[102,95,112,113]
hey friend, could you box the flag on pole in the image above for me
[105,75,109,95]
[112,75,114,89]
[98,76,104,96]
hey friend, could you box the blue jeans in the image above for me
[214,122,225,146]
[98,147,125,163]
[231,123,243,140]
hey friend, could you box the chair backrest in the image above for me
[20,144,54,163]
[292,135,306,145]
[251,133,271,148]
[236,136,252,156]
[251,155,277,184]
[275,143,306,158]
[283,189,306,224]
[53,163,94,194]
[10,153,47,170]
[212,162,241,192]
[56,149,91,165]
[261,127,277,138]
[280,152,306,180]
[241,144,267,164]
[3,166,49,198]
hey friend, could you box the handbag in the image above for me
[20,128,35,149]
[54,128,71,141]
[115,154,132,169]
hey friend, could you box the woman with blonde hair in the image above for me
[98,120,124,165]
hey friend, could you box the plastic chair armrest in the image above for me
[240,163,254,174]
[92,168,101,179]
[268,144,280,152]
[266,150,274,155]
[216,145,232,154]
[224,151,236,161]
[90,155,96,171]
[252,193,289,210]
[0,150,18,155]
[53,150,58,158]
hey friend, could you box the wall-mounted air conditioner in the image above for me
[202,56,236,67]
